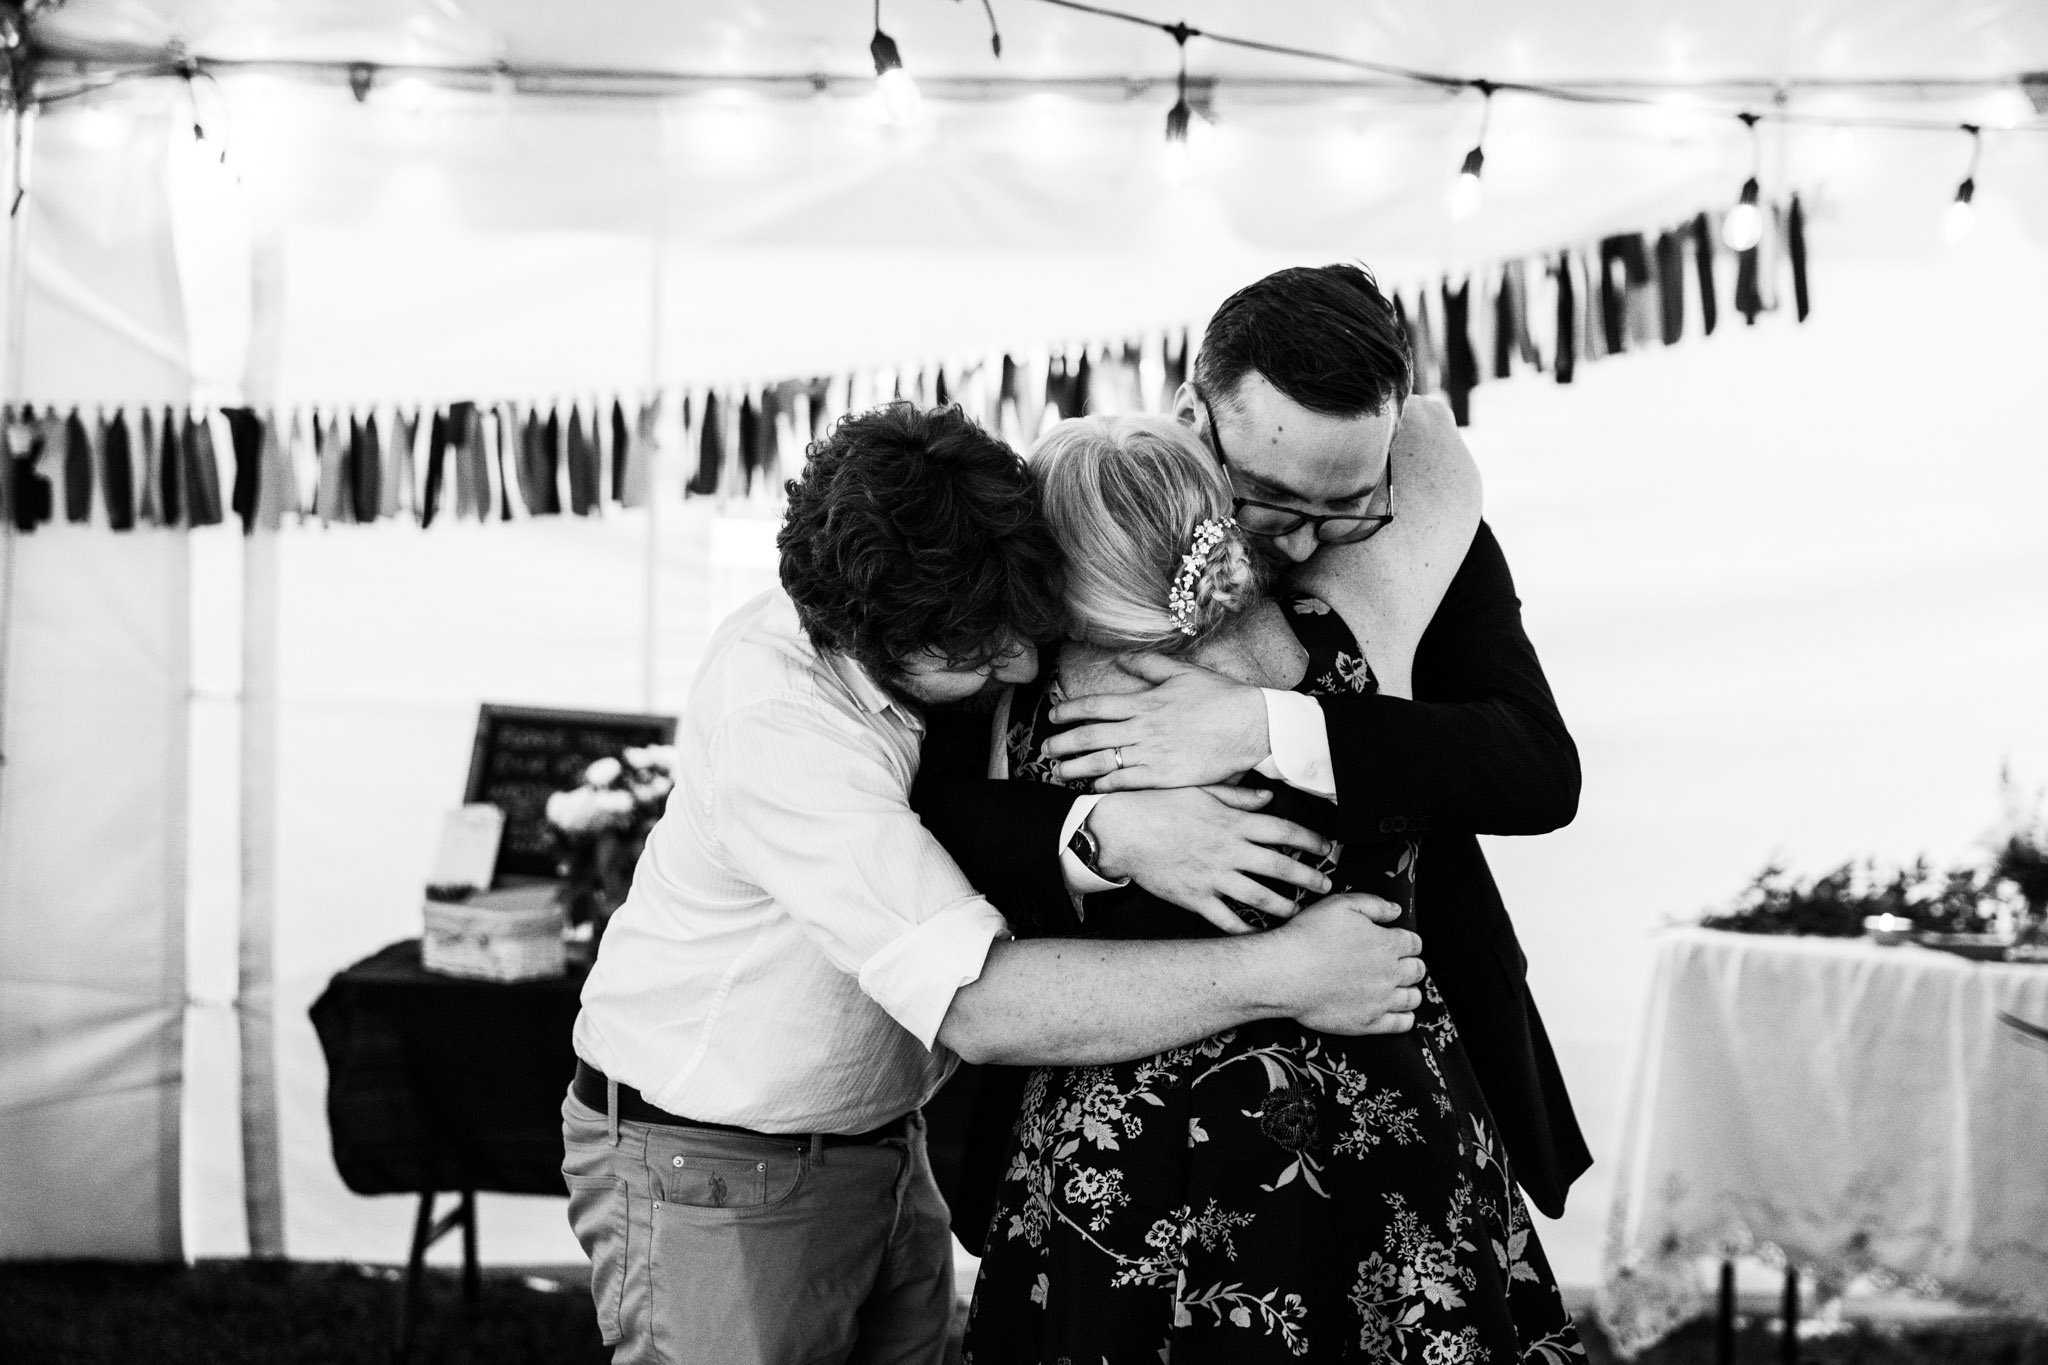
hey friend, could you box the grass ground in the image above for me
[0,1261,2043,1364]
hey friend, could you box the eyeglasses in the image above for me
[1198,392,1394,545]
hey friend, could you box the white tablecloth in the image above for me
[1597,928,2048,1353]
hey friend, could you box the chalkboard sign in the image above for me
[462,704,678,881]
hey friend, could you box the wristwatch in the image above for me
[1066,816,1105,877]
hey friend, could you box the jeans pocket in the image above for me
[564,1174,628,1344]
[654,1149,807,1213]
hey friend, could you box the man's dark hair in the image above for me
[778,403,1062,685]
[1195,263,1412,417]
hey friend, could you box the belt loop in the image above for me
[607,1077,620,1147]
[809,1132,825,1167]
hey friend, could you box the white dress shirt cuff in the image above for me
[1060,794,1129,896]
[1253,688,1338,802]
[857,898,1012,1051]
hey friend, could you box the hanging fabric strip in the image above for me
[623,395,657,508]
[451,402,482,521]
[610,400,630,506]
[1620,234,1659,349]
[256,411,291,532]
[224,406,264,534]
[160,408,187,526]
[63,410,93,524]
[1160,328,1188,412]
[462,401,493,522]
[1492,273,1515,380]
[563,404,595,515]
[358,412,384,522]
[104,410,136,531]
[1553,251,1577,385]
[1440,279,1478,427]
[378,409,404,521]
[735,394,761,497]
[1691,213,1720,337]
[135,408,160,527]
[1788,195,1811,323]
[1596,237,1630,355]
[1655,230,1687,344]
[491,406,516,520]
[9,406,53,530]
[420,408,448,528]
[1734,236,1763,325]
[540,406,564,514]
[311,411,342,522]
[688,391,721,497]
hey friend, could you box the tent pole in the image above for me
[236,230,288,1262]
[0,89,37,819]
[640,114,667,711]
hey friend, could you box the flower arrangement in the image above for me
[544,746,678,938]
[1701,773,2048,945]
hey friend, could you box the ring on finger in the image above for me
[1111,746,1125,771]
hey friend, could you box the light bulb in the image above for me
[1449,145,1485,221]
[388,77,433,112]
[870,29,923,126]
[1162,97,1193,185]
[1161,137,1191,185]
[1945,177,1978,243]
[1450,171,1483,221]
[877,66,922,124]
[1721,177,1764,251]
[1944,199,1977,243]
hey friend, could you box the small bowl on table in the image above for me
[1862,913,1915,946]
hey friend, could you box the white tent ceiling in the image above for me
[17,1,2048,406]
[30,0,2048,85]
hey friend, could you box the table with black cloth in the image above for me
[310,938,588,1358]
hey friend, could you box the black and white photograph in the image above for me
[2,2,2047,1362]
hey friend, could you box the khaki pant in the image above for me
[561,1089,955,1365]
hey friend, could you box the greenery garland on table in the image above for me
[1701,776,2048,941]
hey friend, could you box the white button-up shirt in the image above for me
[573,589,1011,1134]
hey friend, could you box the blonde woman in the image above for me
[961,415,1582,1364]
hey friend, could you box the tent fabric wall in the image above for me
[0,532,190,1261]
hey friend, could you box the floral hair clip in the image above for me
[1167,516,1237,636]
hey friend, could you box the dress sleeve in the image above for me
[911,684,1088,938]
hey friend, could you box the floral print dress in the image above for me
[963,595,1585,1365]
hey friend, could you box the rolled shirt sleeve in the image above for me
[1254,687,1338,801]
[710,695,1009,1048]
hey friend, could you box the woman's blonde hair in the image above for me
[1028,414,1262,653]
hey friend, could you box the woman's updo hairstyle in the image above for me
[1028,414,1263,653]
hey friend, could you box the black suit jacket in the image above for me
[911,520,1591,1234]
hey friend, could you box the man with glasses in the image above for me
[919,263,1591,1234]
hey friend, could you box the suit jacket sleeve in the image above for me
[911,706,1085,938]
[1316,520,1580,843]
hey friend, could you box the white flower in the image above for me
[584,756,623,787]
[629,745,679,775]
[546,787,600,834]
[591,788,637,827]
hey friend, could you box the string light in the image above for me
[1161,22,1194,184]
[1721,112,1765,250]
[1449,80,1494,221]
[870,2,923,125]
[1945,122,1982,243]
